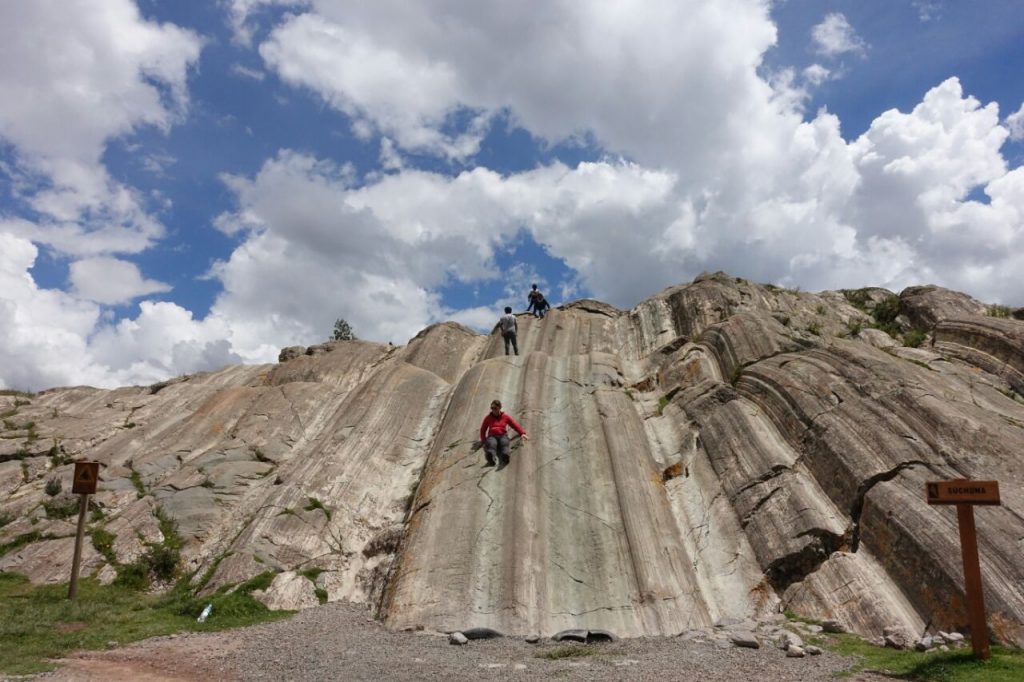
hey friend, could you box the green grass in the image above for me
[536,644,605,660]
[656,396,670,415]
[128,467,146,498]
[0,571,292,675]
[988,305,1011,318]
[903,329,927,348]
[303,497,332,521]
[829,633,1024,681]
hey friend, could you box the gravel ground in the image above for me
[40,602,889,681]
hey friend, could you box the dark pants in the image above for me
[502,331,518,355]
[484,435,510,465]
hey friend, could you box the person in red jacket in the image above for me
[479,399,528,470]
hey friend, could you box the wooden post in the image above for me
[956,503,990,660]
[68,461,100,601]
[926,479,1000,661]
[68,493,89,601]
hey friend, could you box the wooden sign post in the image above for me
[68,462,99,601]
[926,479,1001,660]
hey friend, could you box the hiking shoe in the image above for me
[483,460,495,467]
[495,460,509,471]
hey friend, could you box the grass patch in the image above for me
[988,305,1011,318]
[536,644,604,660]
[830,633,1024,682]
[303,497,332,521]
[0,512,13,530]
[656,396,670,415]
[806,321,822,336]
[128,466,146,498]
[903,329,927,348]
[0,532,46,557]
[44,478,62,496]
[43,496,81,520]
[314,587,328,605]
[0,571,291,675]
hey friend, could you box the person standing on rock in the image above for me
[527,284,544,317]
[479,399,528,470]
[497,306,519,355]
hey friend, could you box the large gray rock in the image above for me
[1,275,1022,647]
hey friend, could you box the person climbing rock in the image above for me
[527,284,544,317]
[534,293,550,319]
[497,306,519,355]
[479,399,528,470]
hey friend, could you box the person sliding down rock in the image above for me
[479,399,528,471]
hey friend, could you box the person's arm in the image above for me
[506,415,528,439]
[480,415,491,442]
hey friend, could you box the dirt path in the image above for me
[38,603,891,681]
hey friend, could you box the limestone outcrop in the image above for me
[2,273,1022,646]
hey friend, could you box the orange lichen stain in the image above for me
[211,422,223,435]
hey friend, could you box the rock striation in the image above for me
[2,273,1023,646]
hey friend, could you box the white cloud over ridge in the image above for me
[811,13,867,57]
[2,0,1024,392]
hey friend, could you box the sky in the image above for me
[1,0,1023,391]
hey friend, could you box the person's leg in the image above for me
[497,435,511,466]
[503,333,510,355]
[483,436,498,466]
[511,333,519,355]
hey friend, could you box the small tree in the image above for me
[332,318,356,341]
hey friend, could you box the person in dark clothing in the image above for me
[534,294,550,318]
[498,306,519,355]
[527,284,544,317]
[479,399,528,470]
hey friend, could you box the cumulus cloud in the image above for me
[0,0,201,255]
[69,257,172,305]
[1007,103,1024,141]
[811,13,867,57]
[3,0,1024,393]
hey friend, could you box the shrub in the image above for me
[44,478,62,497]
[806,322,822,336]
[903,329,927,348]
[988,304,1011,318]
[871,294,902,337]
[43,496,79,520]
[846,319,864,336]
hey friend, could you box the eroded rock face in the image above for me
[2,274,1022,645]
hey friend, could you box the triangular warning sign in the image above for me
[72,462,99,494]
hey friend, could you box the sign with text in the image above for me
[926,480,999,506]
[71,462,99,495]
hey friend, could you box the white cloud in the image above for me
[229,63,266,81]
[3,1,1024,393]
[69,257,172,305]
[0,0,201,256]
[803,64,832,87]
[811,13,867,57]
[1007,103,1024,141]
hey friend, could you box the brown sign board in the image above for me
[926,480,999,506]
[71,462,99,495]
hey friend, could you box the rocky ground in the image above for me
[35,603,893,682]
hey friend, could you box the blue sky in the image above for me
[1,0,1022,391]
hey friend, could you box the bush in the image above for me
[903,329,927,348]
[44,478,62,497]
[988,304,1011,318]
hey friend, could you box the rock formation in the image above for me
[2,273,1022,646]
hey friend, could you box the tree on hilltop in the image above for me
[332,318,356,341]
